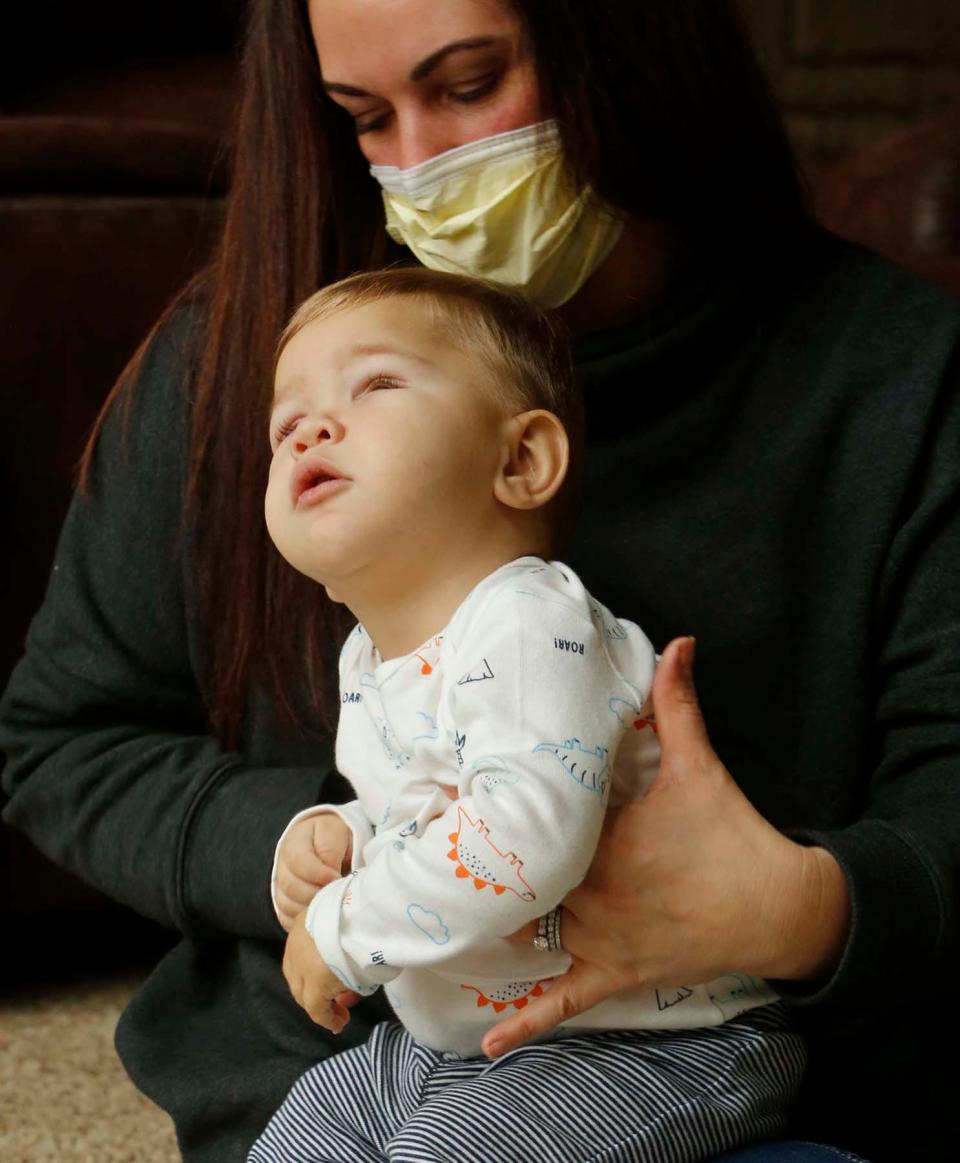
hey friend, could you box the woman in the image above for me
[1,1,957,1160]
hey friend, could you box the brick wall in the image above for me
[738,1,960,288]
[739,0,960,162]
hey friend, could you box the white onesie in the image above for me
[275,556,776,1056]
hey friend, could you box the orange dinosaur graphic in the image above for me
[447,806,536,901]
[413,635,444,676]
[461,979,548,1013]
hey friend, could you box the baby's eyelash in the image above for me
[271,417,300,446]
[270,376,402,445]
[364,375,405,393]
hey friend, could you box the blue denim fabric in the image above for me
[714,1143,869,1162]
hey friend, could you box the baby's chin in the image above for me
[324,584,345,604]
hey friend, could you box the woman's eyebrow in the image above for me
[323,36,503,98]
[409,36,502,82]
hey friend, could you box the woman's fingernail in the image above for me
[682,636,696,674]
[484,1039,502,1058]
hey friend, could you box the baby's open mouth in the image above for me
[292,459,348,507]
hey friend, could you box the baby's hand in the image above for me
[284,912,352,1034]
[275,813,352,932]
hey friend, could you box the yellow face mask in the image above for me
[369,120,625,309]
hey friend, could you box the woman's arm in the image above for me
[0,316,335,940]
[482,637,852,1056]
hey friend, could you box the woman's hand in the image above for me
[275,813,352,932]
[481,637,850,1058]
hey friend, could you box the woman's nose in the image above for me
[292,414,344,454]
[394,109,460,170]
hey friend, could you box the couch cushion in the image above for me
[0,115,228,195]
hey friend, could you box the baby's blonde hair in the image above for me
[277,266,585,549]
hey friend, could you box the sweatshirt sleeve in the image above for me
[780,350,960,1012]
[305,583,658,993]
[0,315,336,940]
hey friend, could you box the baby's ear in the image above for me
[493,410,569,512]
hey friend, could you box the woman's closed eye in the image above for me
[354,75,502,135]
[354,108,390,136]
[447,74,500,106]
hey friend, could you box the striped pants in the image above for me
[249,1004,805,1163]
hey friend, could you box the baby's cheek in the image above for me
[264,478,286,542]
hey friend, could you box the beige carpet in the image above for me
[0,973,180,1162]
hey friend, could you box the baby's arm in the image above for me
[304,583,657,995]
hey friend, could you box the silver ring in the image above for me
[532,907,563,953]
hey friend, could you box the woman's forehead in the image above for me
[308,0,519,81]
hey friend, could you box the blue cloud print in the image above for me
[406,904,451,945]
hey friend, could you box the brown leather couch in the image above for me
[1,3,237,981]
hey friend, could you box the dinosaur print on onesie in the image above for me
[412,635,444,676]
[447,806,536,902]
[533,737,611,798]
[461,978,548,1013]
[469,754,519,793]
[359,672,411,769]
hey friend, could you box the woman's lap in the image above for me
[249,1012,806,1163]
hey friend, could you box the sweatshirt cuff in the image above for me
[181,762,339,939]
[269,801,374,925]
[775,818,943,1011]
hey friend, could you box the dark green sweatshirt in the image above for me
[3,230,959,1161]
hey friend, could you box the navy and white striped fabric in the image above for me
[248,1003,805,1163]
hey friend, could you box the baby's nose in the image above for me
[293,415,343,452]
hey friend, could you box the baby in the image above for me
[250,268,804,1163]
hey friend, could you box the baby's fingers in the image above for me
[274,887,307,932]
[330,998,351,1033]
[301,984,350,1034]
[277,866,338,910]
[285,848,341,888]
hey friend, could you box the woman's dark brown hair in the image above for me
[82,0,808,746]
